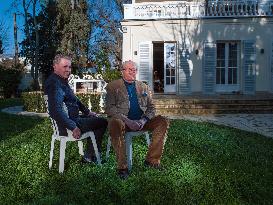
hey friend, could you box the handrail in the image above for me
[124,1,273,20]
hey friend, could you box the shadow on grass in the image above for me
[1,119,273,204]
[0,112,46,142]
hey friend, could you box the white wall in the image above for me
[121,17,273,93]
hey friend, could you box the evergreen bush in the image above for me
[21,91,102,113]
[0,60,24,98]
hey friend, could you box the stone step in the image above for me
[153,95,273,115]
[156,108,273,115]
[155,104,273,109]
[154,99,273,105]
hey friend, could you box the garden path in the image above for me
[2,106,273,138]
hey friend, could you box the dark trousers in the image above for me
[77,116,108,157]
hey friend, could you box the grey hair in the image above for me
[121,60,137,71]
[53,54,72,65]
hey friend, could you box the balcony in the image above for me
[124,1,273,20]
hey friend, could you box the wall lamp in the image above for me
[195,49,199,55]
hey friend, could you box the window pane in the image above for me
[221,68,225,84]
[166,69,170,76]
[171,69,175,76]
[233,68,237,84]
[171,77,175,84]
[216,68,220,84]
[228,68,232,84]
[166,77,170,85]
[217,43,225,58]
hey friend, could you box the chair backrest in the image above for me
[44,95,68,137]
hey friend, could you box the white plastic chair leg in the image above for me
[90,133,101,165]
[106,136,111,160]
[145,132,151,146]
[106,132,150,171]
[125,134,133,171]
[59,137,67,173]
[49,135,55,169]
[77,141,84,156]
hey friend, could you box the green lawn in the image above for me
[1,98,273,205]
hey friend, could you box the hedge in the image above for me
[0,63,24,98]
[21,91,102,113]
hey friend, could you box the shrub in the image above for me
[21,91,46,113]
[0,60,24,98]
[101,67,121,83]
[76,93,101,112]
[21,91,102,113]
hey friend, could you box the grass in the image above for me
[1,98,273,204]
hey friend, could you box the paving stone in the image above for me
[2,106,273,138]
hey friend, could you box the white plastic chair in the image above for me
[44,95,101,173]
[106,131,150,171]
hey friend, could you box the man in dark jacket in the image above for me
[44,54,107,163]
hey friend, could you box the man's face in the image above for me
[122,62,137,83]
[53,58,72,79]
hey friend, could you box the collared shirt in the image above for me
[124,80,143,120]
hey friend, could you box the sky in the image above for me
[0,0,123,55]
[0,0,24,55]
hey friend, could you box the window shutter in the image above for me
[203,41,216,94]
[178,43,191,94]
[138,42,152,88]
[243,40,256,94]
[271,41,273,93]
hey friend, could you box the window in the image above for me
[216,42,239,86]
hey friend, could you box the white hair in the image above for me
[121,60,137,71]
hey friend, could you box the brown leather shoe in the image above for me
[144,160,164,171]
[117,168,129,180]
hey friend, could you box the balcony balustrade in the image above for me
[124,1,273,20]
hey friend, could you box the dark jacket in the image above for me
[44,73,90,134]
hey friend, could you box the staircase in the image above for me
[153,93,273,115]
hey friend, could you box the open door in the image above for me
[138,42,153,88]
[164,43,176,93]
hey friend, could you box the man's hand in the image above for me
[136,118,147,130]
[72,127,81,139]
[120,115,144,131]
[88,111,98,117]
[126,119,141,131]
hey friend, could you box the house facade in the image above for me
[121,0,273,95]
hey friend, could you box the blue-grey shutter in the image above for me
[138,42,152,88]
[271,41,273,93]
[243,40,256,94]
[203,42,216,94]
[178,43,191,95]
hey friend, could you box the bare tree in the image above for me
[0,20,9,54]
[22,0,40,89]
[89,0,126,68]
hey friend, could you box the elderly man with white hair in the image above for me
[105,60,169,180]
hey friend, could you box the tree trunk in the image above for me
[23,0,36,87]
[13,13,19,65]
[33,0,40,90]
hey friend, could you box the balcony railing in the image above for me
[124,1,273,20]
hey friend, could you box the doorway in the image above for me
[153,43,164,93]
[153,42,177,93]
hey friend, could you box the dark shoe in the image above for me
[82,156,105,164]
[117,168,129,180]
[82,156,97,164]
[144,160,164,171]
